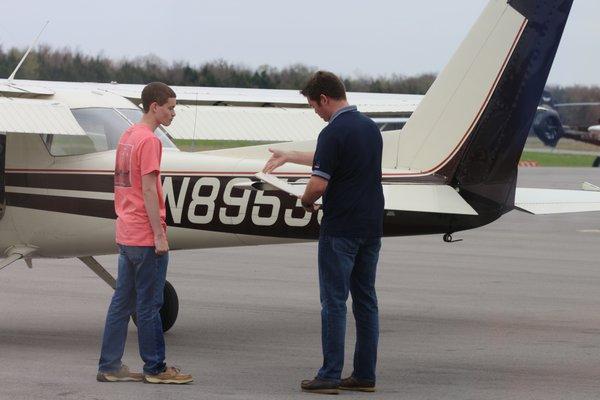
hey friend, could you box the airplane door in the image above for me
[0,133,5,219]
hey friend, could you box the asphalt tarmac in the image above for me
[1,167,600,400]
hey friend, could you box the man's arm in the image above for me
[301,176,328,212]
[262,148,315,173]
[142,173,168,255]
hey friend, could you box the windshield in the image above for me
[44,107,177,156]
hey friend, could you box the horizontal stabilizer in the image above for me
[253,174,477,215]
[383,184,477,215]
[515,188,600,215]
[582,182,600,192]
[0,246,36,272]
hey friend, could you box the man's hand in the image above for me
[262,148,289,173]
[301,198,320,213]
[154,231,169,255]
[300,176,328,213]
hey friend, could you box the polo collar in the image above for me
[329,105,357,124]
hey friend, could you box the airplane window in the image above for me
[44,107,176,156]
[45,132,105,156]
[116,108,176,149]
[376,122,407,132]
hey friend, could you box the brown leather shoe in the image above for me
[300,378,339,395]
[96,365,143,382]
[143,366,193,384]
[339,376,376,392]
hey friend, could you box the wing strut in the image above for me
[8,21,49,82]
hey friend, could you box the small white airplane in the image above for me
[0,0,595,332]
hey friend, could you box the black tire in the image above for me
[160,280,179,333]
[131,280,179,333]
[593,157,600,168]
[534,115,563,147]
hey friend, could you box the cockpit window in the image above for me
[44,107,177,156]
[116,108,176,149]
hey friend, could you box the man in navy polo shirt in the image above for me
[263,71,384,394]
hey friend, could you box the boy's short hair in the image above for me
[300,71,347,103]
[141,82,176,113]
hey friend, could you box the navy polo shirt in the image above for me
[312,105,384,237]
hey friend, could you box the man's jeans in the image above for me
[98,245,168,375]
[317,235,381,383]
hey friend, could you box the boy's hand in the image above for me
[154,232,169,255]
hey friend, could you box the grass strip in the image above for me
[520,151,598,167]
[173,139,278,152]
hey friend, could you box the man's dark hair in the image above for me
[141,82,176,113]
[300,71,347,103]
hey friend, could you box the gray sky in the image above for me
[0,0,597,86]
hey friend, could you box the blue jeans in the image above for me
[317,235,381,383]
[98,245,168,375]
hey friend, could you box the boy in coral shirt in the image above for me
[97,82,192,384]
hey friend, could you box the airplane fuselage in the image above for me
[0,133,500,259]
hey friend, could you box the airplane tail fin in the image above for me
[394,0,574,212]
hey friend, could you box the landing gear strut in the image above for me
[79,256,179,332]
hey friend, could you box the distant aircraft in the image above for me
[0,0,596,332]
[531,90,600,147]
[531,104,565,147]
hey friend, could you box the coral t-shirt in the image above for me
[114,124,166,246]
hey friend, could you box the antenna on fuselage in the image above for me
[7,20,49,82]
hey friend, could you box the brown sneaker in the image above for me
[96,365,143,382]
[300,377,339,395]
[339,376,376,392]
[143,366,193,384]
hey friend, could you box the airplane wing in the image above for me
[0,81,55,98]
[166,105,327,142]
[514,187,600,215]
[0,79,422,142]
[0,97,85,136]
[0,79,422,111]
[99,83,422,112]
[102,84,420,141]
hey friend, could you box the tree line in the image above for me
[547,85,600,128]
[0,45,431,94]
[1,45,598,107]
